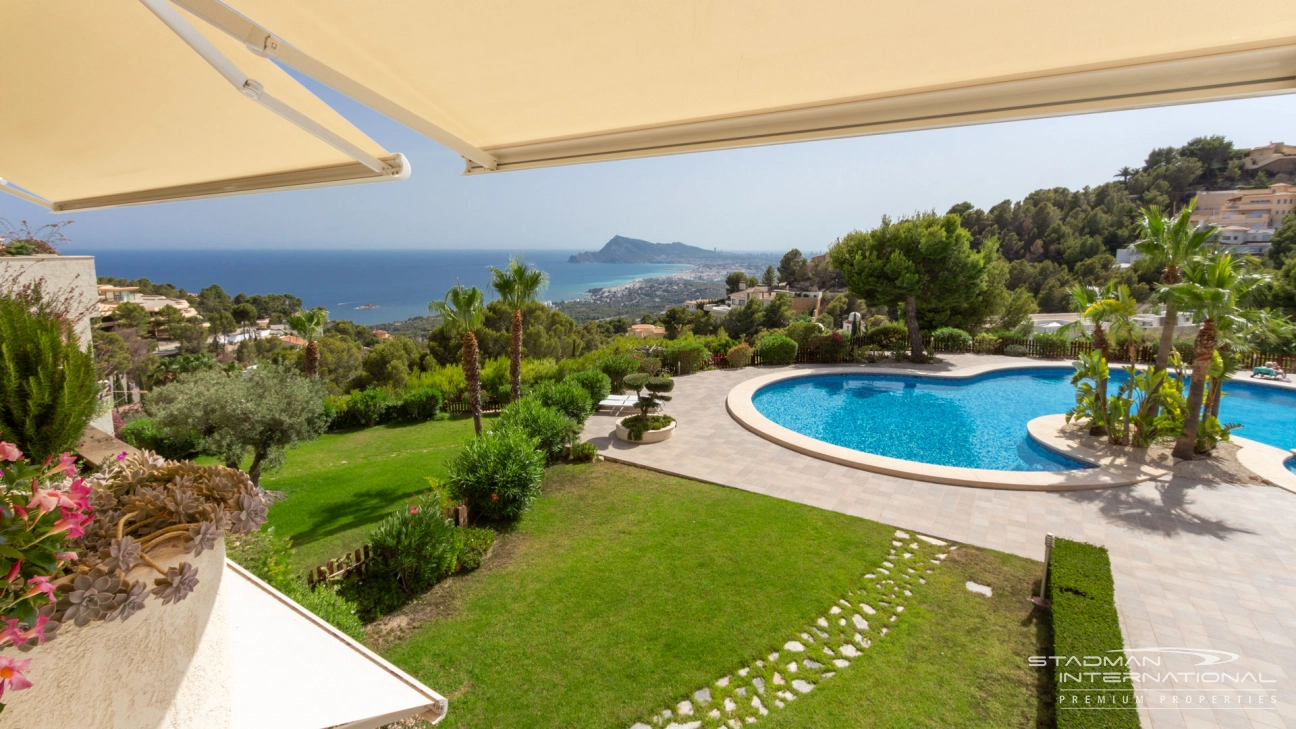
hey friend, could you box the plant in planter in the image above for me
[619,374,676,441]
[0,447,267,709]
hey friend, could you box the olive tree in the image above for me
[149,363,329,484]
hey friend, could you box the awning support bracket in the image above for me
[138,0,399,177]
[0,178,54,210]
[171,0,500,171]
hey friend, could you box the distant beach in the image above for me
[65,248,696,326]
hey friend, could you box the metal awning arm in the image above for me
[0,178,54,210]
[139,0,400,176]
[171,0,499,171]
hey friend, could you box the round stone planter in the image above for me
[615,415,676,444]
[4,539,229,728]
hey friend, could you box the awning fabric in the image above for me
[198,0,1296,173]
[0,3,405,211]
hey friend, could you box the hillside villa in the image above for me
[1243,141,1296,173]
[97,284,200,321]
[1117,180,1294,264]
[726,283,825,318]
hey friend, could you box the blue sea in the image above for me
[64,248,693,325]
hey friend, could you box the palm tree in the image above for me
[488,258,548,402]
[1097,285,1141,365]
[287,308,329,378]
[1134,202,1216,372]
[430,284,487,435]
[1164,252,1265,459]
[1062,283,1116,435]
[1115,166,1137,183]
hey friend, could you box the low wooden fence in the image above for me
[306,545,370,589]
[304,504,468,589]
[442,395,503,415]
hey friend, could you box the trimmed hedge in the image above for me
[664,340,709,375]
[864,322,908,347]
[119,417,200,460]
[757,335,798,366]
[1049,538,1140,728]
[930,327,972,351]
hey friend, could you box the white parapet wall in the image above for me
[0,254,113,432]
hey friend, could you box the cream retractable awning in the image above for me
[0,3,406,212]
[183,0,1296,174]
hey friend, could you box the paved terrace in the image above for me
[582,356,1296,729]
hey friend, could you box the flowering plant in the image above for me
[0,442,89,707]
[0,447,268,711]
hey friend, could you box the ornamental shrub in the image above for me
[805,331,848,363]
[599,354,640,393]
[705,336,738,355]
[446,426,546,522]
[456,526,497,572]
[494,396,573,462]
[533,380,594,425]
[726,343,753,368]
[568,441,599,462]
[0,289,99,461]
[1032,332,1070,358]
[783,320,820,350]
[757,334,798,366]
[864,322,908,348]
[119,417,200,460]
[368,492,463,596]
[637,356,663,376]
[930,327,972,352]
[1005,344,1028,357]
[973,332,1002,354]
[664,340,709,375]
[565,369,612,405]
[398,387,443,422]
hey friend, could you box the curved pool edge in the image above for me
[1233,437,1296,494]
[726,364,1156,491]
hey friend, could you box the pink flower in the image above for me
[56,452,77,478]
[12,505,27,520]
[0,619,23,646]
[0,442,22,462]
[67,479,91,511]
[54,551,77,562]
[0,655,33,699]
[3,560,20,584]
[27,488,63,515]
[22,576,55,603]
[409,505,420,515]
[50,510,90,539]
[116,450,127,461]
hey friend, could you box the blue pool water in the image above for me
[751,369,1296,472]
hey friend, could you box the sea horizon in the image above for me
[65,247,697,326]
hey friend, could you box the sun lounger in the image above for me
[1251,367,1289,381]
[597,395,639,415]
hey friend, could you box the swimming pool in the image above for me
[751,369,1296,472]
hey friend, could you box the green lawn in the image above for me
[238,416,484,569]
[382,461,1050,728]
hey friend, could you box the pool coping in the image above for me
[1233,437,1296,494]
[725,363,1172,490]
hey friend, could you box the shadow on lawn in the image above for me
[285,484,421,548]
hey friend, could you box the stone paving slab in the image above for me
[582,359,1296,728]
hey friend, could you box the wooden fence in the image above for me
[442,395,503,415]
[304,504,468,589]
[306,545,370,589]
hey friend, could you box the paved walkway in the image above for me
[583,360,1296,729]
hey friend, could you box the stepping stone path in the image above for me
[965,581,992,597]
[634,530,955,728]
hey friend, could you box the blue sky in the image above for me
[4,75,1294,252]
